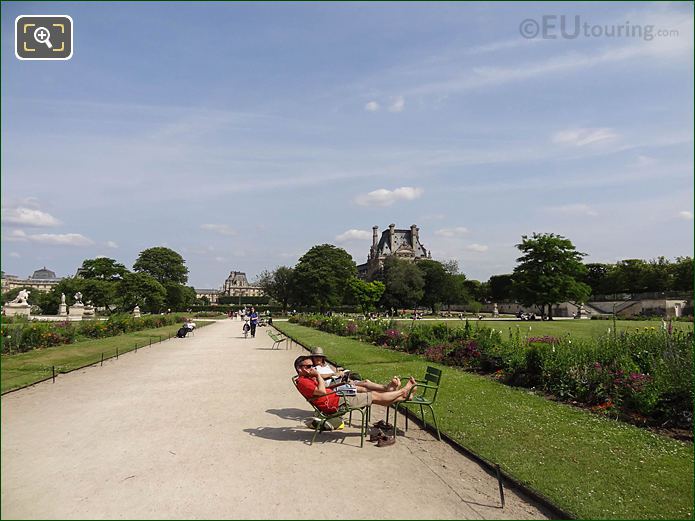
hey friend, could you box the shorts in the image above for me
[344,392,372,408]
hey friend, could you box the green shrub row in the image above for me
[1,314,190,354]
[289,314,693,428]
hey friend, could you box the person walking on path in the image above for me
[249,307,259,338]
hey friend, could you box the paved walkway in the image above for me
[2,320,550,519]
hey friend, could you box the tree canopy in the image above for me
[347,277,385,314]
[380,257,424,311]
[117,272,167,313]
[133,247,189,285]
[292,244,356,312]
[257,266,295,313]
[78,257,128,281]
[512,233,590,318]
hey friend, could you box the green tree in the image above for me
[488,274,514,301]
[347,277,385,314]
[257,266,295,313]
[81,279,117,311]
[380,257,424,311]
[671,257,694,292]
[417,259,449,313]
[78,257,128,281]
[512,233,591,319]
[164,283,197,310]
[292,244,356,312]
[118,272,166,313]
[443,273,470,309]
[133,247,189,285]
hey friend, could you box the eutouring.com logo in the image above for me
[519,15,679,41]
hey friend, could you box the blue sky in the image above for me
[2,1,693,289]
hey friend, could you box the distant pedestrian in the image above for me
[249,307,259,338]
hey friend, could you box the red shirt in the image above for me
[296,376,340,413]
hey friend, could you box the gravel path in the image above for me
[2,319,551,519]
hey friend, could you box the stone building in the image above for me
[222,271,264,297]
[194,270,264,304]
[1,267,63,293]
[357,224,431,279]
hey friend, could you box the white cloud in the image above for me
[551,128,619,147]
[435,227,469,237]
[214,256,227,263]
[354,186,423,207]
[544,203,599,217]
[365,101,380,112]
[465,243,488,253]
[30,233,93,246]
[388,96,405,113]
[10,252,20,258]
[678,210,694,220]
[1,207,61,227]
[3,230,94,246]
[200,223,237,236]
[335,229,371,242]
[106,240,118,249]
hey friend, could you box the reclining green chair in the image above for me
[292,376,371,447]
[386,366,442,441]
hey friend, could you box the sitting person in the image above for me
[294,356,416,413]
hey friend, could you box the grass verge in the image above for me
[275,322,694,520]
[393,318,692,341]
[1,321,213,393]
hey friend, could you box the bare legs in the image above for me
[369,377,417,407]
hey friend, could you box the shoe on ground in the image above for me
[376,435,396,447]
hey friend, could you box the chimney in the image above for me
[372,225,379,249]
[410,224,417,249]
[389,224,395,251]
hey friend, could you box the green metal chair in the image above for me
[267,329,289,349]
[292,376,371,447]
[386,366,442,441]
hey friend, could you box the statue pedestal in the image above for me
[3,303,31,317]
[59,304,67,317]
[132,306,141,318]
[83,305,95,318]
[69,303,85,320]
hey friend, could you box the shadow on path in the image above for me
[266,408,312,421]
[244,426,360,446]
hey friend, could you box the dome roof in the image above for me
[30,267,57,280]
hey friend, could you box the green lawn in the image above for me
[392,318,692,341]
[1,321,212,393]
[275,322,694,520]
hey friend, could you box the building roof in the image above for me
[29,267,58,280]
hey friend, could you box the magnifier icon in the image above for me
[33,26,53,49]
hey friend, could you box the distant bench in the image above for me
[267,329,289,350]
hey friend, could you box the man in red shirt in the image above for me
[294,356,416,413]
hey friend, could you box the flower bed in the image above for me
[1,313,189,354]
[288,314,693,430]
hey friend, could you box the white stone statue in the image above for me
[61,293,66,304]
[74,292,83,304]
[132,305,141,318]
[11,289,30,305]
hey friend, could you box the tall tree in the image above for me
[671,257,694,292]
[164,282,197,310]
[380,257,424,312]
[417,259,449,313]
[257,266,295,313]
[292,244,356,312]
[443,273,470,309]
[78,257,128,281]
[347,277,385,314]
[488,274,514,301]
[133,247,189,285]
[118,272,166,313]
[512,233,591,319]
